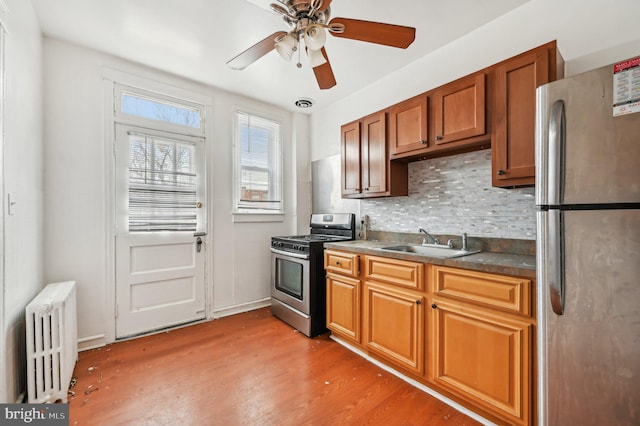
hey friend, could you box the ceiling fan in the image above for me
[227,0,416,90]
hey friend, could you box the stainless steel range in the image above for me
[270,213,356,337]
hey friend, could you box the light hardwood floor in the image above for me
[69,308,481,425]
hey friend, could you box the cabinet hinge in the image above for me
[115,304,119,318]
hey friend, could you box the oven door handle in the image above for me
[270,248,310,260]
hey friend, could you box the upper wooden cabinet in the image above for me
[433,72,486,146]
[340,120,361,197]
[341,111,408,199]
[361,111,388,195]
[340,41,562,195]
[388,73,488,161]
[389,94,429,156]
[492,41,563,187]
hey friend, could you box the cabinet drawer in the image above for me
[324,250,359,277]
[364,255,424,290]
[432,266,532,317]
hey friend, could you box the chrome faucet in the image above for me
[418,228,439,245]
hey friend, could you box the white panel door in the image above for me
[115,124,206,338]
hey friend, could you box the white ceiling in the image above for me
[31,0,530,113]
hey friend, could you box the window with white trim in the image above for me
[113,84,206,232]
[234,111,283,213]
[114,83,205,137]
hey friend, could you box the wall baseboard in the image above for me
[78,334,106,352]
[213,298,271,319]
[76,300,273,352]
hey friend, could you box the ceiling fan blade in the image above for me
[328,18,415,49]
[317,0,332,12]
[312,48,336,90]
[227,31,287,70]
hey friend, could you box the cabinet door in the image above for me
[341,120,361,197]
[389,94,428,156]
[433,73,486,145]
[361,111,388,196]
[431,300,532,426]
[493,48,549,187]
[364,282,424,374]
[326,273,361,344]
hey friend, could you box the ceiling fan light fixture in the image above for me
[275,33,298,61]
[308,48,326,67]
[304,24,326,50]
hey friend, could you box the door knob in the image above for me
[196,237,203,253]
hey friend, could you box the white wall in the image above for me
[0,0,44,403]
[42,38,311,348]
[310,0,640,161]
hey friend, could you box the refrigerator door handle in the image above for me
[548,100,565,206]
[548,209,565,315]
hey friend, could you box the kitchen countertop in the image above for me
[324,240,537,280]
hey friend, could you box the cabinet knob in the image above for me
[416,300,422,305]
[364,187,369,191]
[435,135,443,141]
[420,139,427,144]
[335,261,341,266]
[431,303,438,309]
[497,170,505,175]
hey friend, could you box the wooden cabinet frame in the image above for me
[492,40,563,187]
[433,72,486,145]
[341,112,408,198]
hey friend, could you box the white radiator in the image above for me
[26,281,78,403]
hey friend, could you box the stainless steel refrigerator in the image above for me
[536,59,640,425]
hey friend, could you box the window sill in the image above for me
[232,212,285,223]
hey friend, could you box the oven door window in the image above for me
[275,257,304,300]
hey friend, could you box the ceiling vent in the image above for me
[295,98,314,108]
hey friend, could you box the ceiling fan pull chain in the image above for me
[296,39,302,68]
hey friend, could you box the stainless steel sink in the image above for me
[379,244,481,258]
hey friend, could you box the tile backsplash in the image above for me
[361,150,536,240]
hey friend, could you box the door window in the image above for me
[127,132,198,232]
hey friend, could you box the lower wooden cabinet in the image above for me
[326,272,361,344]
[430,299,532,426]
[363,281,424,374]
[324,250,535,425]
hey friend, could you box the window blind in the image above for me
[236,112,282,212]
[128,132,197,232]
